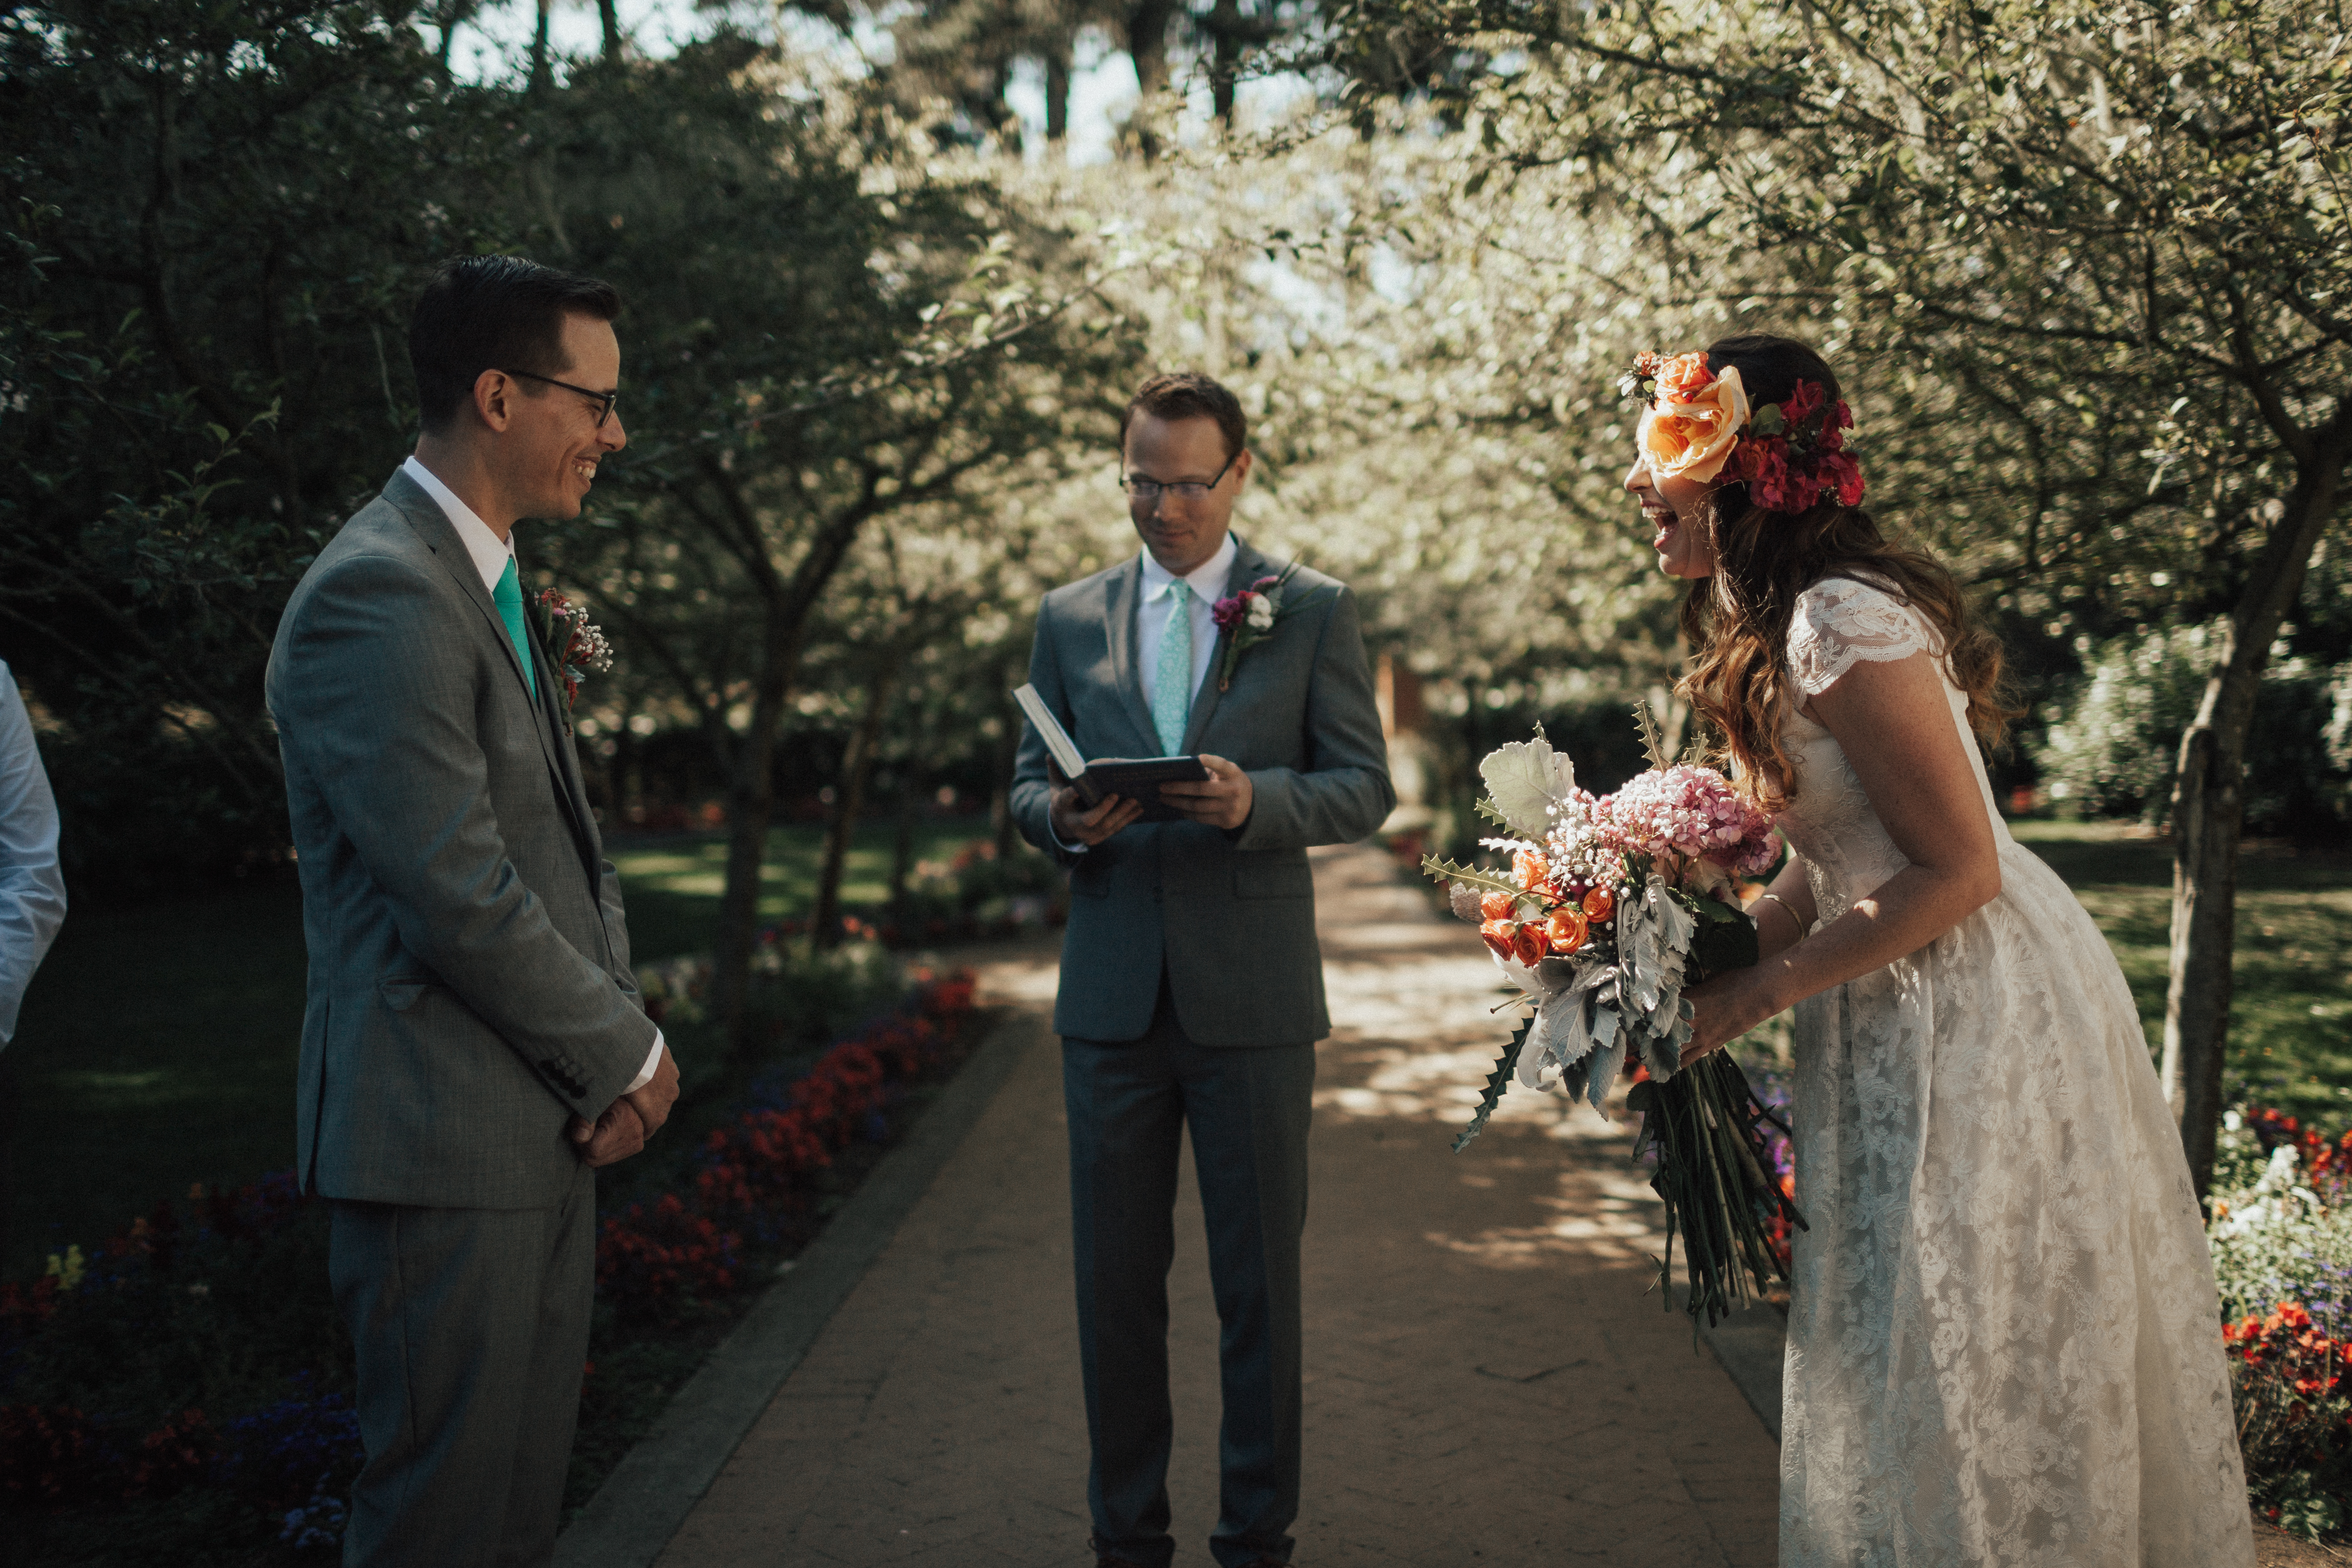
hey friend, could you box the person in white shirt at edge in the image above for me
[265,256,676,1568]
[0,660,68,1266]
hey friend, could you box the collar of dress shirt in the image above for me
[1138,531,1237,604]
[402,455,514,594]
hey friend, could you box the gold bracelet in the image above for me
[1756,892,1810,939]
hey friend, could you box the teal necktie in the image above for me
[493,556,536,691]
[1151,580,1193,756]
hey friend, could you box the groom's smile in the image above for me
[519,311,626,522]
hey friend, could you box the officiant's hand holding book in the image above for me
[1016,684,1214,836]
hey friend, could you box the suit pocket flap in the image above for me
[378,977,432,1012]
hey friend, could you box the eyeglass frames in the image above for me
[1120,450,1238,502]
[502,369,619,428]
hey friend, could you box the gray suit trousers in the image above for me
[1065,981,1315,1568]
[330,1162,596,1568]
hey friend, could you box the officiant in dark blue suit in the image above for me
[1011,373,1394,1568]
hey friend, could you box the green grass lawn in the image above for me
[5,818,2346,1284]
[0,819,996,1281]
[2010,820,2352,1125]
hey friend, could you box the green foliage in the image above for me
[2037,623,2352,834]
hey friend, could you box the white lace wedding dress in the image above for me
[1773,577,2252,1566]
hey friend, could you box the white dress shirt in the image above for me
[401,457,663,1095]
[1054,534,1239,855]
[401,455,513,590]
[0,662,66,1046]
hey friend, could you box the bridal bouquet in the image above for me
[1421,713,1806,1326]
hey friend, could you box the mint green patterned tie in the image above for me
[493,555,536,691]
[1151,580,1193,756]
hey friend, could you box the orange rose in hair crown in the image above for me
[1637,356,1751,485]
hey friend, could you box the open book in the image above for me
[1012,684,1210,824]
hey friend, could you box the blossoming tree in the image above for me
[1319,0,2352,1192]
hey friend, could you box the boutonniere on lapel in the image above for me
[529,589,615,732]
[1209,560,1328,692]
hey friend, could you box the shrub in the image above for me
[593,1195,742,1327]
[0,1404,104,1504]
[2225,1304,2352,1539]
[2035,622,2352,834]
[0,970,979,1556]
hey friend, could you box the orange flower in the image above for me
[1480,919,1519,959]
[1544,907,1589,955]
[1639,365,1751,485]
[1512,921,1550,966]
[1479,890,1517,921]
[1654,352,1716,399]
[1511,849,1557,900]
[1582,885,1616,921]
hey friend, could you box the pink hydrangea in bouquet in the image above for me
[1421,708,1806,1327]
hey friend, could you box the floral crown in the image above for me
[1618,350,1863,515]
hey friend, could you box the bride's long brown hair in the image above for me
[1676,333,2019,810]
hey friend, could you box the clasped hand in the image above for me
[568,1042,680,1167]
[1048,755,1254,842]
[1676,966,1782,1069]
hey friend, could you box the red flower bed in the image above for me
[597,971,977,1323]
[2246,1109,2352,1203]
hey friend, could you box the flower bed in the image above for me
[2210,1106,2352,1537]
[0,968,978,1562]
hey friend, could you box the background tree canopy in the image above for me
[6,0,2349,1177]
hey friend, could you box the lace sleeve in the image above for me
[1787,577,1942,696]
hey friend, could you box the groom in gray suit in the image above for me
[266,256,678,1567]
[1012,373,1394,1568]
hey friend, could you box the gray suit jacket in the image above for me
[1012,538,1394,1045]
[265,469,657,1209]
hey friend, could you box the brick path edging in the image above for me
[552,1008,1041,1568]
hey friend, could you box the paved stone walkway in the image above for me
[658,844,1780,1567]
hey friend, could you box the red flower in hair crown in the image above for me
[1619,351,1864,514]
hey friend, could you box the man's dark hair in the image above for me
[409,255,623,435]
[1120,372,1247,463]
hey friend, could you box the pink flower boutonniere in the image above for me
[1209,560,1327,692]
[531,588,615,732]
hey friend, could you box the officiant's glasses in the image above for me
[1120,451,1236,502]
[504,369,619,428]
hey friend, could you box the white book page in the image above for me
[1012,684,1088,779]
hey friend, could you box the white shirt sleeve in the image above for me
[0,665,67,1046]
[623,1029,666,1094]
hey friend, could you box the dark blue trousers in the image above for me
[1064,983,1315,1568]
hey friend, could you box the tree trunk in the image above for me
[530,0,552,91]
[1121,0,1181,157]
[1045,43,1072,145]
[887,768,921,936]
[2161,452,2345,1195]
[1205,0,1246,125]
[709,609,800,1057]
[1124,0,1179,95]
[597,0,622,62]
[811,660,900,952]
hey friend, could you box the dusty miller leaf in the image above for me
[1419,855,1522,898]
[1478,727,1578,841]
[1453,1011,1535,1153]
[1634,700,1675,772]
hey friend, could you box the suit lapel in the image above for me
[381,471,598,871]
[1103,557,1165,756]
[1180,537,1269,754]
[524,605,604,870]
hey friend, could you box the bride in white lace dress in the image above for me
[1623,334,2252,1565]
